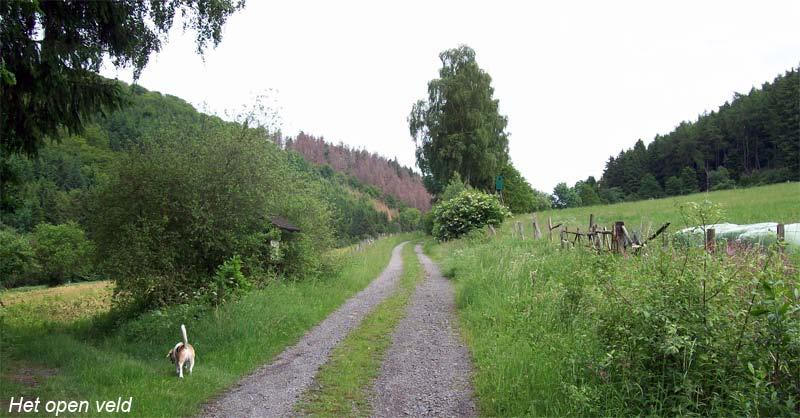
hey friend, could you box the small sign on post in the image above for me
[494,175,504,192]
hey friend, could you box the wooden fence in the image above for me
[504,213,670,254]
[503,213,789,255]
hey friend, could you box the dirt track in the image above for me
[371,244,476,417]
[201,242,407,418]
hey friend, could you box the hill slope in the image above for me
[0,82,412,245]
[286,133,431,211]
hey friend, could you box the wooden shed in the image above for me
[269,216,301,233]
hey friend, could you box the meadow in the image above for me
[429,183,800,416]
[523,182,799,230]
[0,235,413,417]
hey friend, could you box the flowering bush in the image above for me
[432,190,510,241]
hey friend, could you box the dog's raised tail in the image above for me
[181,324,189,346]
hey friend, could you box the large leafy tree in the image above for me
[1,0,244,156]
[500,163,550,213]
[409,45,509,194]
[551,182,582,209]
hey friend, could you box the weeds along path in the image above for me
[201,242,408,418]
[372,245,477,417]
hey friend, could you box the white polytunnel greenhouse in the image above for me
[675,222,800,251]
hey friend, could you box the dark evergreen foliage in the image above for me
[0,0,243,156]
[599,68,799,199]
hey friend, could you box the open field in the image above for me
[0,234,415,417]
[428,183,800,416]
[1,282,113,326]
[520,182,799,230]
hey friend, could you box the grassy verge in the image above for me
[0,235,411,417]
[428,185,799,416]
[297,239,424,417]
[428,238,596,416]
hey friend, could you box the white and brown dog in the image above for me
[167,324,195,378]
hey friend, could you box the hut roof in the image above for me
[270,216,301,232]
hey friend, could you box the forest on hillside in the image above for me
[597,68,798,202]
[286,133,432,211]
[0,82,422,290]
[549,68,798,209]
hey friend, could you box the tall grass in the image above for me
[428,184,800,416]
[428,238,603,416]
[0,235,411,417]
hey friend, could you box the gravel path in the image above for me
[202,242,407,418]
[372,245,477,418]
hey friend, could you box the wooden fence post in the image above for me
[532,213,542,239]
[777,223,785,252]
[705,228,716,254]
[589,214,594,230]
[548,217,553,242]
[613,221,625,253]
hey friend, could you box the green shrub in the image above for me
[576,182,602,206]
[551,182,582,208]
[210,255,251,307]
[398,207,422,232]
[708,166,736,191]
[438,172,471,203]
[29,222,94,286]
[593,246,799,416]
[0,227,38,287]
[90,123,333,313]
[500,164,551,213]
[432,190,510,241]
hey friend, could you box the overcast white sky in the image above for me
[102,0,800,192]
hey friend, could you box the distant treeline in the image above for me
[552,68,799,208]
[601,68,798,200]
[286,133,432,211]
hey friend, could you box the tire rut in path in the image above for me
[201,242,408,418]
[372,244,476,417]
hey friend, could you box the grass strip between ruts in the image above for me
[297,241,424,417]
